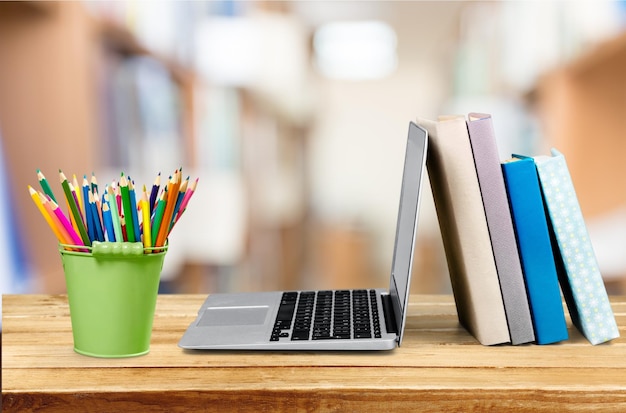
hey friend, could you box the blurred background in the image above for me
[1,0,626,307]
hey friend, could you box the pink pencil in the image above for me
[49,198,85,247]
[174,177,198,223]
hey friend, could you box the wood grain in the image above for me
[3,294,626,412]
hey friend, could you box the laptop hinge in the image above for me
[381,294,398,334]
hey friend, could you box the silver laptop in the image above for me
[179,122,428,351]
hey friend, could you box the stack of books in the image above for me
[418,114,619,346]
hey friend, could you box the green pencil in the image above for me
[119,173,135,242]
[59,170,91,247]
[37,169,56,202]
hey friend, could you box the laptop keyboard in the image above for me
[270,290,382,342]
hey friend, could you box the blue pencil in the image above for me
[89,192,104,242]
[82,177,94,242]
[149,172,161,214]
[102,202,116,242]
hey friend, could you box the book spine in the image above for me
[502,158,568,345]
[467,114,534,345]
[418,116,509,346]
[535,149,619,345]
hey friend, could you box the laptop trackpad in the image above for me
[198,306,269,327]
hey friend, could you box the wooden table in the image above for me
[3,294,626,412]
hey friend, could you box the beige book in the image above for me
[417,116,510,345]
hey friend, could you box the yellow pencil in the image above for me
[73,174,85,222]
[140,187,151,249]
[40,193,72,243]
[28,186,66,244]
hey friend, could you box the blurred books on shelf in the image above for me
[99,55,183,174]
[0,130,32,329]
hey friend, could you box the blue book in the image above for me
[502,157,568,344]
[533,149,619,345]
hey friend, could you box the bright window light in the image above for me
[313,20,398,81]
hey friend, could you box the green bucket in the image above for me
[60,242,167,358]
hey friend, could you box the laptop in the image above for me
[179,122,428,351]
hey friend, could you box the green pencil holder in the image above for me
[59,242,167,358]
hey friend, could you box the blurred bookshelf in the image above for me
[0,1,197,292]
[0,1,314,294]
[2,0,624,297]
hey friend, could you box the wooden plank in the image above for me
[4,295,626,412]
[3,295,625,371]
[3,333,625,370]
[5,366,626,392]
[4,388,626,413]
[3,367,626,413]
[3,340,625,369]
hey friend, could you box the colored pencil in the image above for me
[82,177,94,241]
[128,177,141,244]
[90,172,98,193]
[151,190,167,247]
[93,187,103,229]
[107,187,123,243]
[69,182,84,225]
[115,185,122,215]
[32,168,198,253]
[102,202,115,242]
[89,191,104,242]
[155,171,180,247]
[28,186,66,244]
[140,190,151,249]
[119,173,135,242]
[49,197,85,247]
[39,193,73,245]
[59,171,90,246]
[174,177,198,224]
[120,216,128,242]
[149,172,161,213]
[72,174,85,222]
[37,170,57,203]
[169,176,188,230]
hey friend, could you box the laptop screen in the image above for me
[388,122,428,346]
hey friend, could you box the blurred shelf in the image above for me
[96,18,196,88]
[530,30,626,218]
[0,1,58,17]
[567,30,626,76]
[0,1,199,292]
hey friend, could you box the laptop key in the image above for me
[291,330,310,340]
